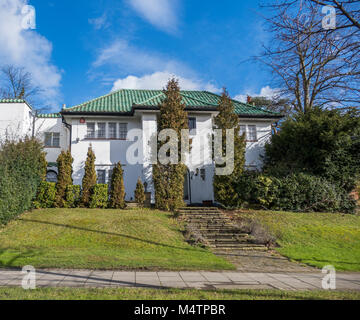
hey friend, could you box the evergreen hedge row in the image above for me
[230,171,356,213]
[0,138,46,224]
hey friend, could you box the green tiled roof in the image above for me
[61,89,281,117]
[37,113,61,118]
[0,99,27,103]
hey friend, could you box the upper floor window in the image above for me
[85,122,128,140]
[247,125,257,142]
[108,123,117,139]
[188,117,197,135]
[119,123,128,140]
[97,123,106,139]
[86,123,95,139]
[44,132,60,147]
[239,125,246,138]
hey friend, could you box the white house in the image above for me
[0,90,282,205]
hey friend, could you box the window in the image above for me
[248,125,257,141]
[200,168,206,181]
[97,170,106,184]
[86,123,95,139]
[97,123,106,139]
[240,125,246,139]
[46,170,58,183]
[108,123,117,139]
[119,123,128,140]
[188,117,197,135]
[44,132,60,147]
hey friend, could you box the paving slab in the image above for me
[179,272,207,282]
[200,272,232,282]
[0,269,360,291]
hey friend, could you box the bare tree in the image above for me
[256,0,360,113]
[0,65,40,103]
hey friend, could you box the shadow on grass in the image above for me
[19,218,201,252]
[0,248,43,268]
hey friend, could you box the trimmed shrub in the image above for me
[0,138,45,224]
[233,172,356,213]
[89,184,108,209]
[65,185,81,208]
[81,146,97,207]
[55,150,73,207]
[109,162,126,209]
[33,181,56,209]
[134,178,145,206]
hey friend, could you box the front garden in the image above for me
[0,208,233,270]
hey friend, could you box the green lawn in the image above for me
[235,210,360,271]
[0,208,234,270]
[0,287,359,300]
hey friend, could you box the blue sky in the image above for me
[0,0,276,112]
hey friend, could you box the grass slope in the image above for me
[0,208,233,270]
[0,288,359,300]
[237,210,360,271]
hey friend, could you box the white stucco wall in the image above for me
[35,117,69,163]
[239,120,273,169]
[0,102,33,140]
[67,116,143,201]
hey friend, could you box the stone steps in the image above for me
[181,207,268,252]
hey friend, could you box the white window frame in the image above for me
[86,123,95,139]
[108,122,117,139]
[97,122,106,139]
[119,123,128,140]
[44,132,60,148]
[247,125,258,142]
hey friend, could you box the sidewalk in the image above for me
[1,269,360,291]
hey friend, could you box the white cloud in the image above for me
[234,86,280,103]
[0,0,61,109]
[111,71,221,93]
[126,0,179,33]
[89,13,108,30]
[93,40,186,75]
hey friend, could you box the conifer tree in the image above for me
[134,178,145,207]
[39,151,47,181]
[109,162,126,209]
[55,150,73,207]
[213,88,246,207]
[153,78,189,211]
[81,145,97,207]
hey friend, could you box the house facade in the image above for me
[0,90,282,205]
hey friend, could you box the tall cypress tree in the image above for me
[55,150,73,207]
[109,162,126,209]
[153,78,189,211]
[81,145,97,207]
[213,88,246,207]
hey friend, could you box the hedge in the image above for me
[232,171,356,213]
[33,181,56,209]
[89,184,108,209]
[0,138,46,224]
[65,185,81,208]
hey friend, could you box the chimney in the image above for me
[247,96,252,104]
